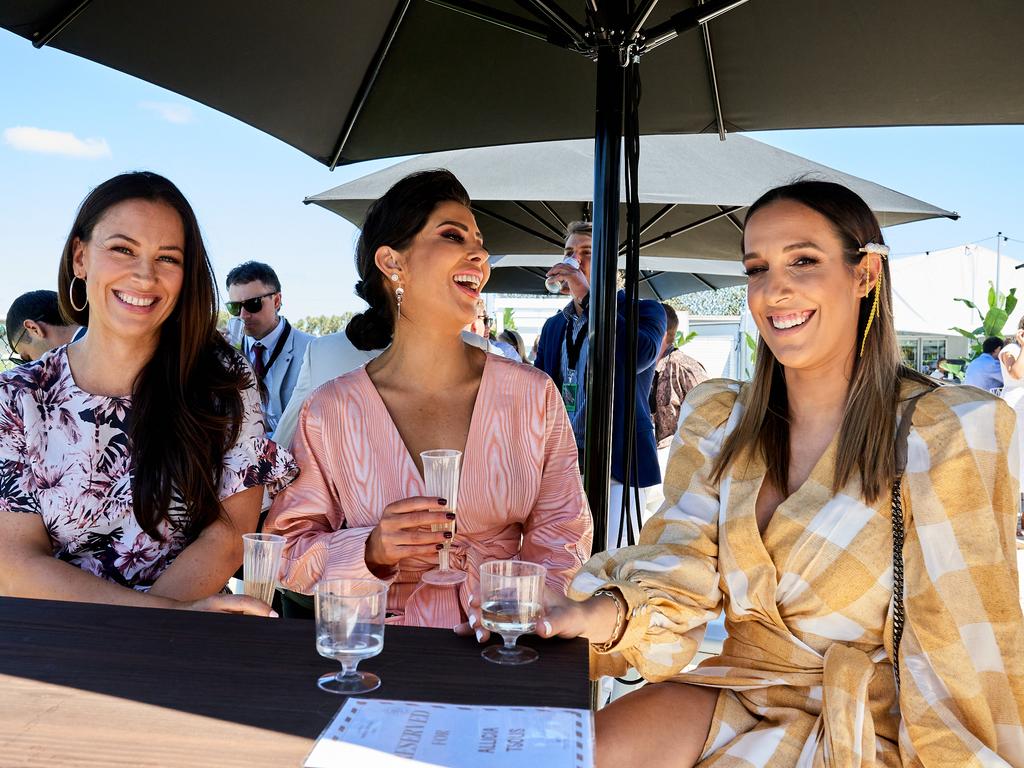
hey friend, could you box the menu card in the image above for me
[303,698,594,768]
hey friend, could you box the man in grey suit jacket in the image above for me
[226,261,313,438]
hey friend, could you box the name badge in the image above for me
[562,381,578,414]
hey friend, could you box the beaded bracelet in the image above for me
[591,589,627,652]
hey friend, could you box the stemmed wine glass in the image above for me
[479,560,546,665]
[314,578,387,694]
[420,449,466,586]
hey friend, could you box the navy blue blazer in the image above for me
[535,291,667,488]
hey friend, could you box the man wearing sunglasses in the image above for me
[5,290,84,366]
[225,261,312,438]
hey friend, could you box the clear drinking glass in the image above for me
[242,532,285,607]
[314,578,387,694]
[420,449,467,586]
[479,560,546,665]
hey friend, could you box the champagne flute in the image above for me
[242,533,285,607]
[315,578,387,694]
[419,449,467,586]
[479,560,546,665]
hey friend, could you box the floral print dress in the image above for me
[0,345,297,590]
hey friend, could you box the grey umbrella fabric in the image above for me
[306,134,956,265]
[2,1,1023,167]
[484,254,747,300]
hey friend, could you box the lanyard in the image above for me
[564,316,587,375]
[250,320,292,379]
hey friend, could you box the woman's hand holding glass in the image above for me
[457,585,623,646]
[364,496,453,578]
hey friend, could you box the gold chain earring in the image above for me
[857,243,889,358]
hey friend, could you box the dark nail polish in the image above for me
[445,512,456,520]
[438,498,447,506]
[443,531,453,539]
[436,544,444,550]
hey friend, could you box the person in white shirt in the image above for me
[225,261,312,438]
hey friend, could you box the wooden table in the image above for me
[0,597,590,767]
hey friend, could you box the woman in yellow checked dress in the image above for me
[528,181,1024,766]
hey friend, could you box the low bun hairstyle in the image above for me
[345,169,471,351]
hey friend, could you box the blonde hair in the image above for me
[712,181,934,503]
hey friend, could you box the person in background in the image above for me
[645,303,708,515]
[535,220,666,549]
[529,180,1024,766]
[930,356,951,381]
[467,299,521,361]
[0,172,296,613]
[225,261,313,437]
[963,335,1004,391]
[499,328,528,363]
[5,290,84,364]
[266,170,592,628]
[999,319,1024,538]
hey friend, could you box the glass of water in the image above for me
[314,578,388,694]
[242,533,285,607]
[419,449,466,586]
[479,560,546,665]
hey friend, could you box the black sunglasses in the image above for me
[225,291,277,317]
[7,323,33,366]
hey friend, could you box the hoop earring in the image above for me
[858,270,882,358]
[395,286,405,318]
[69,275,88,312]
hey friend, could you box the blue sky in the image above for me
[1,31,1022,321]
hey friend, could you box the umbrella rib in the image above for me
[426,0,568,46]
[329,0,412,170]
[642,0,751,54]
[700,5,727,141]
[31,0,92,49]
[618,203,676,254]
[693,273,716,290]
[718,205,745,233]
[513,201,568,238]
[514,1,590,49]
[629,0,661,37]
[472,204,565,248]
[540,201,568,231]
[638,206,741,251]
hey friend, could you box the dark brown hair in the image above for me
[58,171,250,540]
[346,169,471,351]
[712,180,935,503]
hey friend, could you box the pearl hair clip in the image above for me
[858,242,890,258]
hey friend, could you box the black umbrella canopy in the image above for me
[3,1,1024,167]
[305,134,956,261]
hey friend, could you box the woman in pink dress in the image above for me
[266,170,593,628]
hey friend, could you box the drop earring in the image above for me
[395,286,405,317]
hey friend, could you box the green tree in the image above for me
[675,330,697,348]
[294,313,355,337]
[951,281,1017,358]
[502,307,517,331]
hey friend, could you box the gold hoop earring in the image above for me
[69,275,88,312]
[858,270,882,358]
[395,286,405,318]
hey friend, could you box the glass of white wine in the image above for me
[242,533,285,607]
[419,449,467,586]
[479,560,546,665]
[314,578,388,694]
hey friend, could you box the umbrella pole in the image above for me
[584,35,626,557]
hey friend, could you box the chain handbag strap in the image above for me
[891,393,925,695]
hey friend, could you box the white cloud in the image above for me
[3,126,111,158]
[138,101,194,124]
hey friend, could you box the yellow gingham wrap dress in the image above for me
[571,379,1024,766]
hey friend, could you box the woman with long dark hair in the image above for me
[528,181,1024,765]
[267,169,592,628]
[0,172,296,613]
